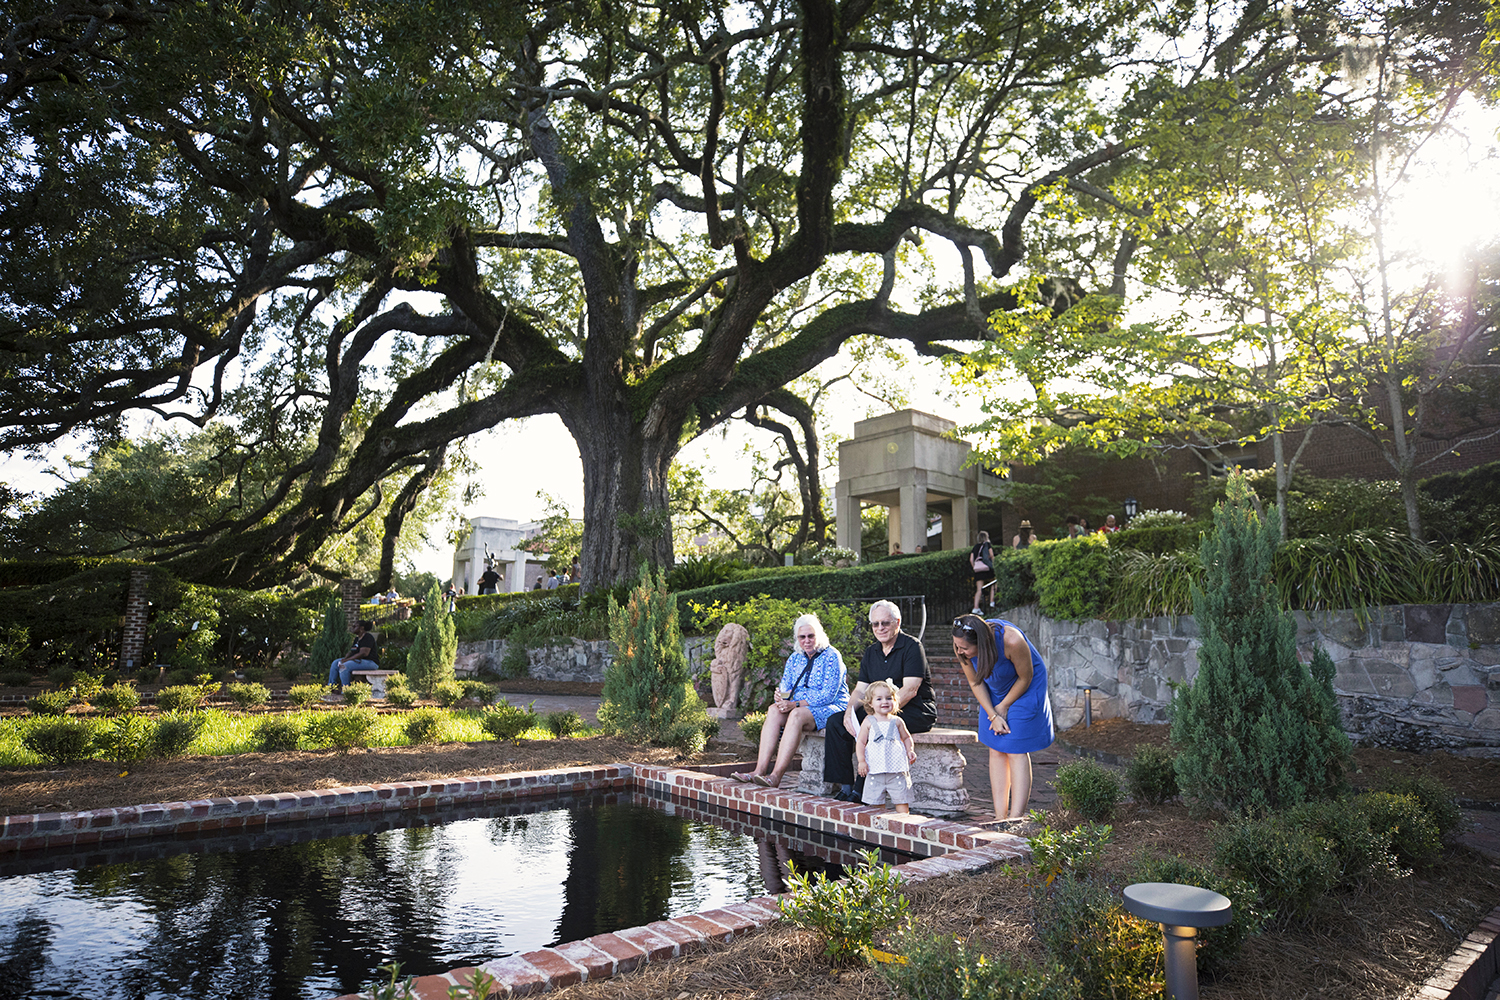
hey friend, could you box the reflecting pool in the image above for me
[0,789,906,999]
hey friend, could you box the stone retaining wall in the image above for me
[453,636,712,685]
[995,602,1500,754]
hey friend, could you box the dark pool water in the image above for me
[0,789,904,1000]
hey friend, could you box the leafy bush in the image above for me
[307,593,351,690]
[93,682,141,715]
[497,642,531,679]
[1033,874,1161,1000]
[151,713,206,758]
[1170,473,1351,815]
[47,665,76,688]
[1422,458,1500,543]
[432,679,466,707]
[406,581,458,697]
[252,716,304,752]
[1121,509,1190,531]
[1128,853,1263,975]
[1110,521,1199,555]
[666,553,748,592]
[341,684,372,707]
[403,707,447,745]
[1126,744,1179,805]
[379,645,408,676]
[70,672,104,705]
[1213,819,1340,923]
[0,670,32,687]
[27,690,73,717]
[155,684,206,713]
[1028,819,1113,882]
[779,849,908,965]
[240,667,267,683]
[226,682,270,711]
[461,679,497,705]
[94,714,157,762]
[1278,798,1399,885]
[1356,791,1441,866]
[1107,549,1200,620]
[1054,760,1123,821]
[385,687,418,709]
[739,710,766,746]
[481,701,537,740]
[21,717,96,763]
[543,710,582,738]
[288,683,330,709]
[660,716,709,754]
[305,707,377,752]
[598,568,710,746]
[879,928,1079,1000]
[1377,774,1464,841]
[1028,535,1113,620]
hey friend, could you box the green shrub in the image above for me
[94,714,157,762]
[497,642,531,679]
[1107,549,1200,620]
[879,928,1079,1000]
[1126,744,1179,805]
[307,593,351,691]
[739,710,766,746]
[1170,473,1351,815]
[0,670,32,687]
[27,690,73,717]
[305,707,378,752]
[21,717,96,763]
[47,665,76,688]
[92,682,141,715]
[252,716,304,752]
[432,679,466,707]
[385,687,418,709]
[379,644,409,675]
[341,684,372,707]
[1213,819,1340,922]
[461,679,497,705]
[277,659,308,682]
[405,581,457,697]
[1028,820,1113,882]
[667,553,748,592]
[1280,797,1398,884]
[155,684,205,713]
[70,672,104,704]
[1054,760,1123,821]
[241,667,267,683]
[660,717,708,754]
[151,713,206,758]
[287,684,328,709]
[1377,774,1464,841]
[226,682,270,711]
[1028,535,1113,620]
[1110,521,1199,554]
[403,707,446,745]
[1033,874,1161,999]
[161,667,196,687]
[480,701,537,741]
[1356,791,1442,866]
[543,710,582,738]
[1128,853,1263,975]
[598,568,710,746]
[779,849,908,965]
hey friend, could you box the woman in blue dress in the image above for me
[733,613,849,788]
[952,613,1055,818]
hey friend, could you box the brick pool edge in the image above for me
[0,761,1030,998]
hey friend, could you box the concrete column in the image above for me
[340,578,363,630]
[505,558,526,593]
[120,569,150,670]
[947,495,974,551]
[835,483,861,551]
[898,478,925,557]
[887,503,901,549]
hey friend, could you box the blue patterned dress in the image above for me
[776,646,850,731]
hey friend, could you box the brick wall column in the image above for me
[120,569,150,669]
[340,578,363,630]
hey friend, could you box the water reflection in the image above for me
[0,792,908,1000]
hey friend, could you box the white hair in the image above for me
[793,613,831,650]
[868,599,902,624]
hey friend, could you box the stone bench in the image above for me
[350,670,402,699]
[796,726,976,817]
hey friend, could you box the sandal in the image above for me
[752,774,776,788]
[730,772,756,783]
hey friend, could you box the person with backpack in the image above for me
[969,530,996,614]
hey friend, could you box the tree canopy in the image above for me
[2,0,1362,588]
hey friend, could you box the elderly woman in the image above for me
[952,612,1055,819]
[733,613,848,788]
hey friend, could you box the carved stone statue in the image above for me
[708,622,751,719]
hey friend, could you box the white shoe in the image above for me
[971,608,982,614]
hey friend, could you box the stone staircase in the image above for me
[922,631,973,728]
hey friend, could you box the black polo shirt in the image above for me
[857,630,935,732]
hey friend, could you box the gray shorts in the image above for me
[863,771,912,806]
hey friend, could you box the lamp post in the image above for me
[1124,496,1138,521]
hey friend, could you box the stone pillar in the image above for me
[505,558,526,594]
[120,569,150,670]
[835,482,861,552]
[898,477,926,556]
[340,578,363,630]
[947,495,974,552]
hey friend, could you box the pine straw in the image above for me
[552,801,1497,1000]
[0,736,698,815]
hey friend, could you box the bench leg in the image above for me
[367,676,388,699]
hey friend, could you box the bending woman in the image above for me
[951,613,1055,818]
[734,614,849,788]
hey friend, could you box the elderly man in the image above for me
[824,599,937,801]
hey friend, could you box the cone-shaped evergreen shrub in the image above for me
[308,593,351,685]
[598,567,708,746]
[1170,472,1351,815]
[406,581,457,697]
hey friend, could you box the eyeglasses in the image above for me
[868,619,897,628]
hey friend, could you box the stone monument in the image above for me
[707,622,751,719]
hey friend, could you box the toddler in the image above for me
[855,679,918,812]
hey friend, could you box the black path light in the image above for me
[1122,882,1233,1000]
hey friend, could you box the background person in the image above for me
[1011,520,1033,549]
[969,530,996,613]
[733,614,848,788]
[327,620,378,690]
[952,613,1054,819]
[824,599,935,801]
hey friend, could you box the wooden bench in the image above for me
[796,726,977,817]
[350,670,401,699]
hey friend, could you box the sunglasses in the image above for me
[868,619,897,628]
[951,618,979,637]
